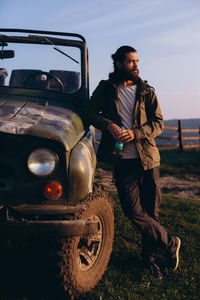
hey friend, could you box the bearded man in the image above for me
[0,68,8,86]
[83,46,181,279]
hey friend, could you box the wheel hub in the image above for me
[77,215,103,271]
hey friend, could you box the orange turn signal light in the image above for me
[43,181,63,200]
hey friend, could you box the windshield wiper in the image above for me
[43,37,79,64]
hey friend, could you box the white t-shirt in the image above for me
[118,84,139,159]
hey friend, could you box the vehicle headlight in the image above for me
[27,148,57,177]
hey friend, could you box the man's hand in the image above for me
[118,129,135,143]
[108,123,135,143]
[108,123,122,140]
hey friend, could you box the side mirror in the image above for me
[0,50,15,59]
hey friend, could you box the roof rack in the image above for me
[0,28,86,43]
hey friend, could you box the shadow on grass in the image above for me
[109,250,142,274]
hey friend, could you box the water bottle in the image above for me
[113,126,124,156]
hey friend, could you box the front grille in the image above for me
[0,164,14,179]
[0,182,6,188]
[0,132,26,158]
[0,132,35,190]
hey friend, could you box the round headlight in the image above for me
[27,148,57,177]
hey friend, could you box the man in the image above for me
[83,46,181,279]
[0,68,8,86]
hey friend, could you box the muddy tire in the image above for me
[51,184,114,298]
[0,185,114,298]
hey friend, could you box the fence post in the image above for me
[178,119,183,152]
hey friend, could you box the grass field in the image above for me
[80,150,200,300]
[159,149,200,177]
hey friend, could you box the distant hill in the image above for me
[164,118,200,129]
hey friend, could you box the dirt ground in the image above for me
[95,168,200,200]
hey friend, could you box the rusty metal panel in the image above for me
[0,97,85,152]
[0,100,7,107]
[0,100,26,120]
[10,101,46,123]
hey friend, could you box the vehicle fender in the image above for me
[68,136,96,204]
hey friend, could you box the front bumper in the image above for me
[0,219,98,239]
[0,204,98,239]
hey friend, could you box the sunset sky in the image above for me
[1,0,200,120]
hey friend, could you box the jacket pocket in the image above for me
[143,140,160,164]
[146,138,156,147]
[137,102,147,125]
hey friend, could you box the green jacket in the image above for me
[83,77,164,170]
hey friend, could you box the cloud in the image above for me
[112,6,200,36]
[44,0,171,32]
[148,17,200,49]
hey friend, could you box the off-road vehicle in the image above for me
[0,28,114,298]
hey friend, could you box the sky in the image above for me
[0,0,200,120]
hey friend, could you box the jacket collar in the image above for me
[108,77,151,95]
[137,78,151,96]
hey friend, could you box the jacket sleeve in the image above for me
[133,89,164,141]
[81,80,114,131]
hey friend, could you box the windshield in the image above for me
[0,36,82,94]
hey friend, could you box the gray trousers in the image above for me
[114,158,174,262]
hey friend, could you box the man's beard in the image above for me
[120,68,139,83]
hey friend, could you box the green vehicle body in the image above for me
[0,29,114,297]
[0,29,97,237]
